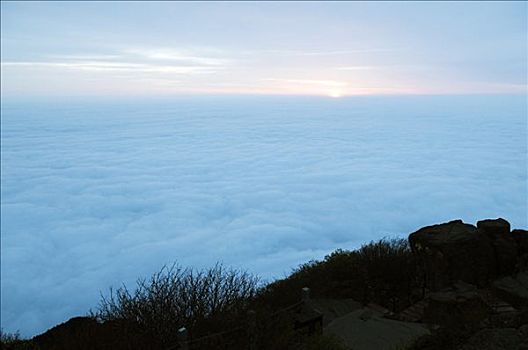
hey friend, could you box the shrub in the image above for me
[1,330,22,344]
[258,238,418,312]
[95,263,259,347]
[0,330,36,350]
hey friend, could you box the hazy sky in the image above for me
[1,1,526,97]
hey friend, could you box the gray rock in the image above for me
[519,324,528,338]
[477,218,511,238]
[325,308,430,350]
[512,230,528,271]
[512,230,528,253]
[311,298,362,326]
[493,272,528,308]
[493,235,518,276]
[409,220,495,290]
[423,288,489,331]
[476,218,519,276]
[462,328,521,350]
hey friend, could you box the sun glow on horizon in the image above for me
[1,2,525,98]
[328,90,344,98]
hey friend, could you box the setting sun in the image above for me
[328,90,343,98]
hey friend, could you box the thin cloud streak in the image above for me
[1,61,219,74]
[48,54,123,61]
[243,48,399,56]
[125,48,231,66]
[336,66,377,71]
[263,78,348,88]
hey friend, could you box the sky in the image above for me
[1,1,527,97]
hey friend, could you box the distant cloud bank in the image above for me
[1,95,527,337]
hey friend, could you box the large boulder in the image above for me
[477,218,511,237]
[423,284,490,331]
[478,218,518,276]
[409,220,495,290]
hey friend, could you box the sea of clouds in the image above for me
[1,95,527,337]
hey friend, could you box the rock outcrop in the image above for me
[407,218,528,350]
[493,272,528,309]
[409,220,495,290]
[423,282,490,331]
[409,218,528,291]
[477,218,518,276]
[512,229,528,271]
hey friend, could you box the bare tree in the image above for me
[95,263,259,346]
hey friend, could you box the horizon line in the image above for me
[2,91,527,100]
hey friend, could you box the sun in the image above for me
[328,90,343,98]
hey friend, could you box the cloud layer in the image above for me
[1,95,527,337]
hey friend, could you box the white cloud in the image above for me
[1,61,219,74]
[0,95,526,338]
[125,48,231,66]
[48,54,123,60]
[263,78,348,87]
[243,48,399,56]
[337,66,377,71]
[1,47,231,79]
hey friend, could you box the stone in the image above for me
[462,328,522,350]
[310,298,362,326]
[476,218,518,276]
[423,288,490,331]
[325,308,430,350]
[518,324,528,338]
[512,230,528,271]
[477,218,511,238]
[453,280,477,292]
[493,272,528,308]
[512,230,528,253]
[493,235,519,276]
[409,220,495,290]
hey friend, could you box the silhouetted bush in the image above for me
[95,263,259,347]
[1,330,22,344]
[30,239,421,349]
[258,238,418,312]
[0,330,36,350]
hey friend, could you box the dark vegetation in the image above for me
[94,263,259,349]
[3,218,527,349]
[257,238,418,313]
[1,330,35,350]
[1,238,415,350]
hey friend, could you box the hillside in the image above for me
[2,218,527,350]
